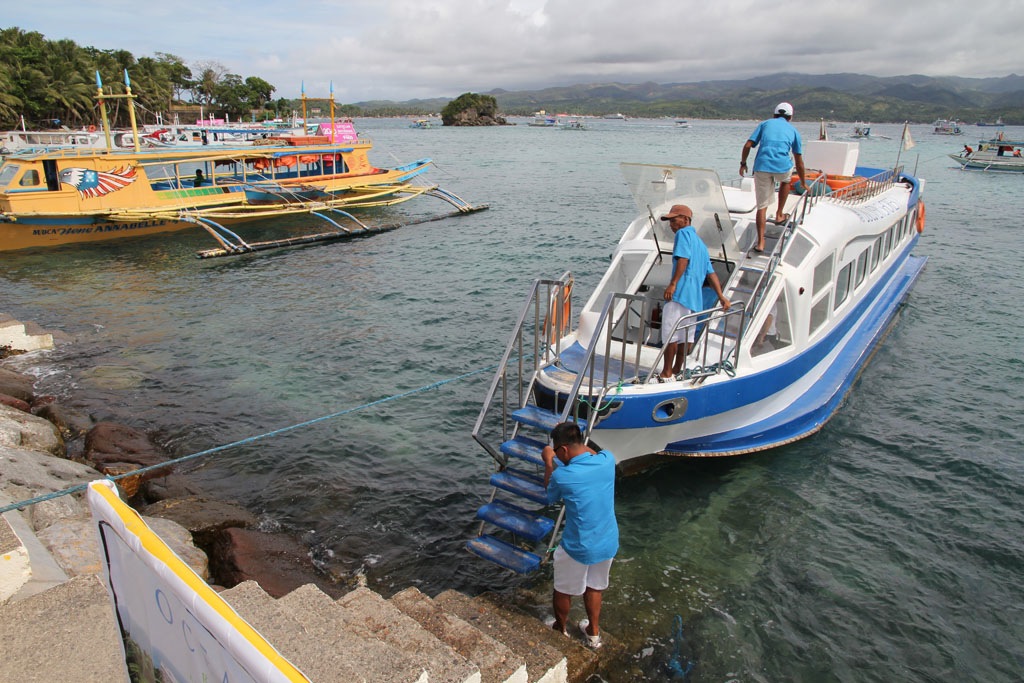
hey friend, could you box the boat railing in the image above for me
[558,293,748,440]
[739,166,903,326]
[471,273,574,468]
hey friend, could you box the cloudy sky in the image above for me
[8,0,1024,102]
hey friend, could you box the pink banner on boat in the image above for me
[315,121,358,142]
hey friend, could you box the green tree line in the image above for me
[0,27,288,129]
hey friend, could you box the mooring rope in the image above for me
[0,364,499,516]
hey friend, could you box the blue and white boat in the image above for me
[468,139,926,572]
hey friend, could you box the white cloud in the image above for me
[7,0,1024,102]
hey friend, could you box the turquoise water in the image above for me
[3,118,1023,681]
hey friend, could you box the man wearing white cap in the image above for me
[739,102,808,252]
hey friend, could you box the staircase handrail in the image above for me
[471,273,574,467]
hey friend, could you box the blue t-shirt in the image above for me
[671,226,714,312]
[748,117,803,174]
[547,449,619,565]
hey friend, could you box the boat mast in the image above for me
[329,81,336,144]
[94,70,142,152]
[95,71,112,151]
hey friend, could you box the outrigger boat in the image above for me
[0,72,485,255]
[950,135,1024,172]
[468,139,926,573]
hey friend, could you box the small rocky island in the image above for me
[441,92,509,126]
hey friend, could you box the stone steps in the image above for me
[216,579,603,683]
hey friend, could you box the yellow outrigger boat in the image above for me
[0,72,485,255]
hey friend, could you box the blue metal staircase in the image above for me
[466,276,580,574]
[466,399,589,574]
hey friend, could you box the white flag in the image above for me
[901,122,915,151]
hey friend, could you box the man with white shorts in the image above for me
[541,422,618,649]
[658,204,731,381]
[739,102,808,252]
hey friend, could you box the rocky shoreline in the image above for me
[1,333,349,599]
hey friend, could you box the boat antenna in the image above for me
[646,205,664,263]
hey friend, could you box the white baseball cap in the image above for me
[775,102,794,117]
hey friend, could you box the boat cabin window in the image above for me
[834,262,853,310]
[883,227,894,259]
[783,232,814,268]
[19,169,41,187]
[0,164,19,188]
[810,294,830,336]
[855,248,869,288]
[870,235,883,272]
[752,288,792,356]
[813,254,834,296]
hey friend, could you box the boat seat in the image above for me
[723,184,756,214]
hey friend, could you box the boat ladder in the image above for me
[467,276,576,573]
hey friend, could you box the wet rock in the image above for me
[83,421,171,473]
[207,527,340,598]
[137,473,207,504]
[0,367,34,403]
[141,495,258,537]
[34,403,94,442]
[0,394,31,413]
[0,404,65,457]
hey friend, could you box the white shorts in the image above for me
[754,171,792,209]
[662,301,696,344]
[553,546,613,595]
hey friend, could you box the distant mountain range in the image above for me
[354,72,1024,124]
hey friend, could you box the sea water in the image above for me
[2,118,1023,681]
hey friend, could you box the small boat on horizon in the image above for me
[933,119,964,135]
[851,123,871,138]
[468,139,926,573]
[976,117,1005,127]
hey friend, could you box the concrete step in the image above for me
[0,317,54,353]
[219,580,363,683]
[277,583,428,683]
[473,592,600,683]
[391,586,527,683]
[0,573,124,682]
[434,589,567,683]
[336,586,481,683]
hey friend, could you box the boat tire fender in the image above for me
[916,201,925,233]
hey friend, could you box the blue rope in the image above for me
[667,614,695,679]
[0,364,498,516]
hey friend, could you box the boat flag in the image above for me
[901,122,915,150]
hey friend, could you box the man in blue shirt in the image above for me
[740,102,808,252]
[658,204,731,381]
[541,422,618,648]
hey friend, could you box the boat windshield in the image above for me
[619,163,741,258]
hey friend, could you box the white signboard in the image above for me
[87,480,310,683]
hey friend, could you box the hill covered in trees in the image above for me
[358,73,1024,124]
[0,27,287,129]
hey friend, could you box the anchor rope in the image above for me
[575,380,625,413]
[0,364,499,516]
